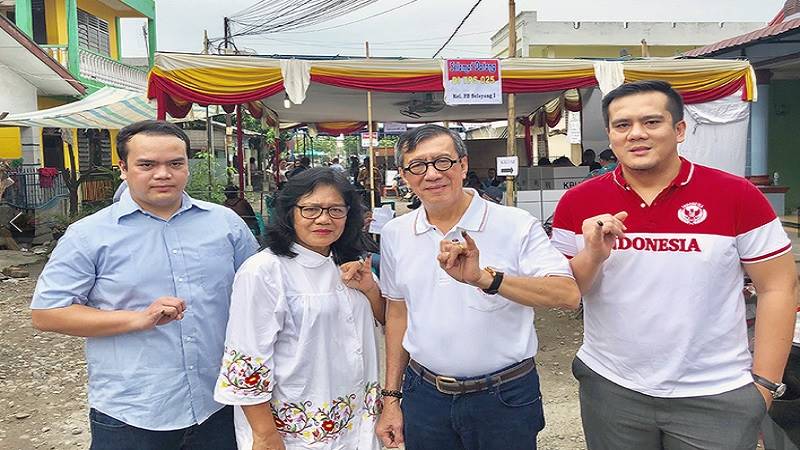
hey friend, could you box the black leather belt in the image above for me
[408,358,536,395]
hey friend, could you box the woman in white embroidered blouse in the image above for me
[214,168,385,450]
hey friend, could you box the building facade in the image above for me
[0,0,155,172]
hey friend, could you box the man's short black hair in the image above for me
[601,80,684,128]
[116,120,191,162]
[299,156,310,167]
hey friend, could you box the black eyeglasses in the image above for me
[403,156,463,176]
[294,205,349,220]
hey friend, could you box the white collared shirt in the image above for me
[214,245,382,450]
[379,189,573,377]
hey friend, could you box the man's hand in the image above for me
[755,383,773,411]
[376,399,404,448]
[340,256,379,294]
[438,231,483,286]
[580,212,628,263]
[134,296,186,331]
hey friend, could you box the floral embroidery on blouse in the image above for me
[218,347,272,397]
[363,381,383,419]
[271,394,357,444]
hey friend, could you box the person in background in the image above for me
[580,149,601,171]
[481,168,505,190]
[30,120,259,450]
[330,157,345,172]
[586,149,618,178]
[214,167,384,450]
[287,156,310,179]
[223,184,260,236]
[464,171,483,191]
[349,155,361,184]
[552,156,575,167]
[537,157,551,166]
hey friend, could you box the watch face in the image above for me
[775,384,788,399]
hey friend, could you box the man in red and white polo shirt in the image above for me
[551,80,798,449]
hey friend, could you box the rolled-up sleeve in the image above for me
[31,225,96,309]
[214,254,285,406]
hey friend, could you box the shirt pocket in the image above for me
[467,290,510,312]
[195,240,235,291]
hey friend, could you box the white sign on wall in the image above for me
[496,156,519,176]
[567,111,582,144]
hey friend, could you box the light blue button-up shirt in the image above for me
[32,190,259,430]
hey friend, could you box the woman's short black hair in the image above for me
[265,167,367,265]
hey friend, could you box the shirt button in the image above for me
[188,365,194,370]
[178,277,184,282]
[172,249,178,254]
[347,316,354,323]
[640,203,646,208]
[185,336,192,342]
[355,348,362,355]
[336,284,345,292]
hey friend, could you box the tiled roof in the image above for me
[684,17,800,57]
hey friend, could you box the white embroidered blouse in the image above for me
[214,244,382,450]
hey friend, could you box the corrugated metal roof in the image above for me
[685,17,800,56]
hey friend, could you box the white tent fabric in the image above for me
[679,91,750,176]
[593,61,625,96]
[0,87,213,129]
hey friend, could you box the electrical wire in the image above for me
[432,0,484,58]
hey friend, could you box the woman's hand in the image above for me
[252,432,286,450]
[341,256,379,295]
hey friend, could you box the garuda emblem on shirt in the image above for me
[677,202,707,225]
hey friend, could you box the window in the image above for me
[77,9,110,56]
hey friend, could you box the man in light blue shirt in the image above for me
[31,120,259,450]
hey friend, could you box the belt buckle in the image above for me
[434,375,459,393]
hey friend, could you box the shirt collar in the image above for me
[413,188,489,235]
[612,157,694,190]
[291,242,332,268]
[113,189,207,222]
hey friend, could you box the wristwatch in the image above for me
[481,267,504,295]
[752,373,787,399]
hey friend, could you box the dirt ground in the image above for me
[0,258,586,450]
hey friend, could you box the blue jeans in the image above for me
[89,406,236,450]
[401,362,545,450]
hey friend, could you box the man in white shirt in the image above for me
[375,124,580,450]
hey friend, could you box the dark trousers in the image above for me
[401,363,545,450]
[573,357,765,450]
[89,406,236,450]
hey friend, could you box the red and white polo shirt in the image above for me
[551,158,791,397]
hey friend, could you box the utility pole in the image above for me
[223,17,231,53]
[505,0,517,207]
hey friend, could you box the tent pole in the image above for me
[236,104,245,198]
[505,0,517,207]
[206,105,213,201]
[366,41,376,210]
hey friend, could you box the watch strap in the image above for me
[482,268,504,295]
[752,373,779,391]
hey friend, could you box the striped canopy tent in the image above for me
[147,53,758,190]
[0,86,213,129]
[147,53,756,127]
